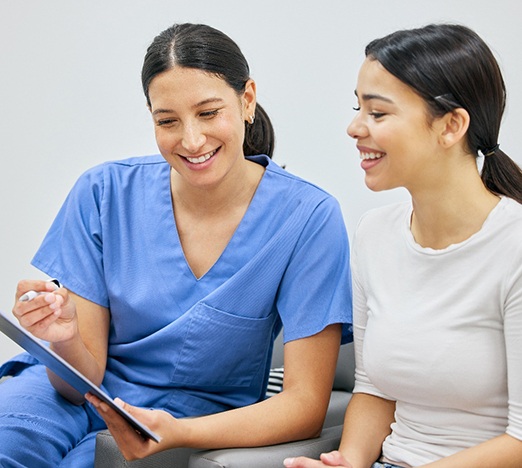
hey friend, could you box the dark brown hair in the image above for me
[142,23,275,158]
[366,24,522,203]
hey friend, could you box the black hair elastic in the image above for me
[482,144,500,157]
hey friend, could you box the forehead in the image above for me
[355,58,421,105]
[148,66,237,109]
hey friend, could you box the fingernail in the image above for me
[44,292,55,303]
[46,280,60,291]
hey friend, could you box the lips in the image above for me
[184,148,218,164]
[356,146,386,172]
[360,151,385,160]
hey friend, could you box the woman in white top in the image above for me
[285,23,522,468]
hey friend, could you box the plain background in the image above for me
[0,0,520,362]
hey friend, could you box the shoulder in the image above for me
[82,154,167,178]
[356,202,411,236]
[252,155,339,206]
[487,198,522,261]
[496,197,522,221]
[247,156,348,240]
[73,154,167,189]
[488,197,522,240]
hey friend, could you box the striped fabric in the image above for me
[265,367,284,397]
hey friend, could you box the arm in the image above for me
[14,279,109,404]
[337,393,395,468]
[86,323,342,460]
[286,223,395,468]
[420,434,522,467]
[284,393,395,468]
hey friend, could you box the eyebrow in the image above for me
[152,97,225,116]
[354,90,394,104]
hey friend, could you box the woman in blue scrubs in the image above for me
[1,23,352,466]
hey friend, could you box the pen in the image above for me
[19,279,62,302]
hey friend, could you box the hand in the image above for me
[284,451,353,468]
[85,394,178,460]
[13,279,78,343]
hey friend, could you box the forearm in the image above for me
[422,433,522,468]
[174,325,342,449]
[48,332,105,404]
[48,292,109,403]
[176,385,329,449]
[338,393,395,468]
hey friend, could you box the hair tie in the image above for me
[482,143,499,157]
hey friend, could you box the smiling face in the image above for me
[148,66,256,189]
[347,58,444,193]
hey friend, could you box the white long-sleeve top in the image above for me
[351,196,522,467]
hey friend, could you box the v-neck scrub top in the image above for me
[28,154,353,418]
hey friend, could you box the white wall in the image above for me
[1,0,520,362]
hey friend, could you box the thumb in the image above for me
[114,397,140,415]
[320,450,352,467]
[114,397,156,424]
[114,397,126,408]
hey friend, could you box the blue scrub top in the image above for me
[29,154,352,417]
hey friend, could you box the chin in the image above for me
[365,178,386,193]
[364,175,401,193]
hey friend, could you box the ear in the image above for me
[438,108,470,149]
[242,79,257,121]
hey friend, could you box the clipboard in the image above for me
[0,310,161,443]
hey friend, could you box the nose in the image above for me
[181,122,206,153]
[347,113,366,140]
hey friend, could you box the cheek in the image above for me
[214,115,244,144]
[370,126,397,149]
[154,128,177,152]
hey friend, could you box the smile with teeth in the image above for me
[360,151,385,160]
[185,149,217,164]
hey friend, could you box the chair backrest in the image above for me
[333,342,355,392]
[271,332,355,392]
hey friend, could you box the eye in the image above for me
[200,109,220,118]
[369,112,386,120]
[156,118,178,127]
[353,106,361,112]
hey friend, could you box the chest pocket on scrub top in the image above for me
[171,302,276,387]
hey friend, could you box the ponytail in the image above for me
[481,150,522,204]
[243,103,275,158]
[363,24,522,204]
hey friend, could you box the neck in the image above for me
[409,162,500,249]
[171,158,264,216]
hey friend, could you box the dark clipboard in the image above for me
[0,310,161,443]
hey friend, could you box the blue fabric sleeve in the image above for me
[31,165,109,307]
[278,197,353,344]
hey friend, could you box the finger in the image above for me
[96,400,153,460]
[14,281,61,319]
[320,451,352,467]
[45,292,64,312]
[15,301,58,328]
[284,456,326,467]
[116,398,163,433]
[16,279,56,301]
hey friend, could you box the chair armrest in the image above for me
[94,391,349,468]
[94,430,201,467]
[188,425,343,468]
[324,391,351,428]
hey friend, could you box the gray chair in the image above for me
[94,337,354,468]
